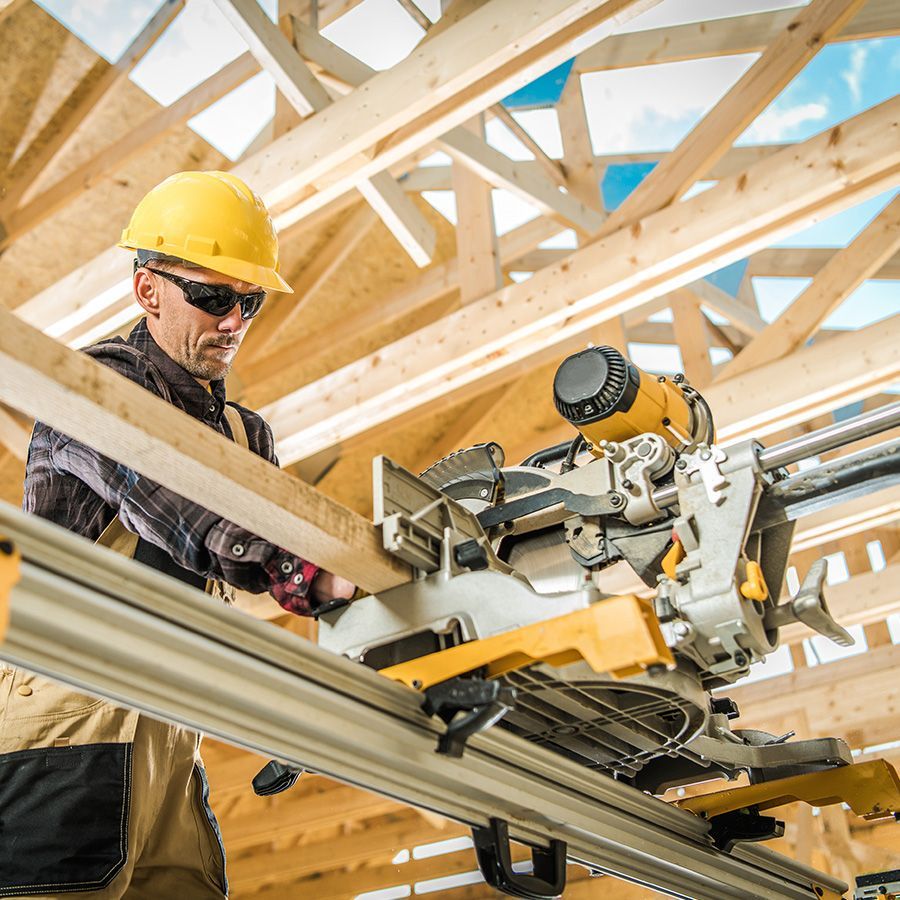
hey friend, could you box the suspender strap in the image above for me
[95,405,251,607]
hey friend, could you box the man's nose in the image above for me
[217,303,245,333]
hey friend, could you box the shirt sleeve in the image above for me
[47,347,313,596]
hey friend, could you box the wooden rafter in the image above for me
[212,0,436,266]
[576,0,900,73]
[0,0,185,215]
[718,193,900,381]
[592,0,868,241]
[261,98,900,462]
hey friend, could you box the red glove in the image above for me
[264,553,320,615]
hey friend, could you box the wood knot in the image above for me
[630,221,642,239]
[828,126,842,147]
[737,173,748,192]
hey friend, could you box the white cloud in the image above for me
[580,55,755,153]
[841,45,868,104]
[742,101,828,143]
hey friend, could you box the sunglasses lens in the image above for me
[239,293,265,319]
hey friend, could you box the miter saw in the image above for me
[318,345,900,898]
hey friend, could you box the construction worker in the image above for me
[1,171,354,898]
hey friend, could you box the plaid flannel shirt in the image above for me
[23,318,319,613]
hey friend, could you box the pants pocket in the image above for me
[0,742,132,896]
[192,764,228,896]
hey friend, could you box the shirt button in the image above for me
[209,404,216,413]
[17,685,33,696]
[280,560,294,575]
[232,543,245,557]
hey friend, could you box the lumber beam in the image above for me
[261,98,900,462]
[592,0,867,242]
[452,116,503,305]
[0,306,409,593]
[242,0,660,220]
[718,194,900,381]
[443,127,606,234]
[671,290,713,388]
[0,404,30,462]
[212,0,436,266]
[576,0,900,73]
[748,247,900,280]
[705,316,900,445]
[0,53,260,250]
[729,641,900,740]
[239,203,378,362]
[684,278,767,336]
[556,69,604,210]
[0,0,185,214]
[228,818,468,890]
[491,104,569,189]
[790,483,900,553]
[220,785,401,851]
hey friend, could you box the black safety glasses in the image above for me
[142,266,266,320]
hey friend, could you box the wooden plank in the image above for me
[556,70,603,210]
[0,306,409,593]
[217,2,436,267]
[790,484,900,553]
[452,115,503,305]
[490,103,569,190]
[749,247,900,280]
[670,290,713,388]
[241,0,658,215]
[685,278,766,336]
[260,98,900,462]
[221,785,402,850]
[228,817,467,890]
[718,194,900,381]
[0,404,30,462]
[576,0,900,73]
[729,641,900,732]
[357,171,436,267]
[236,217,563,408]
[213,0,331,116]
[0,0,186,213]
[440,126,606,234]
[592,0,867,242]
[0,52,260,250]
[239,203,378,362]
[402,144,789,192]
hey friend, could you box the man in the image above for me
[1,171,354,898]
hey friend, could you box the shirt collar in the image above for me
[127,318,228,415]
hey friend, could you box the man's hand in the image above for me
[311,571,356,604]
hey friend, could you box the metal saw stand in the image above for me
[0,502,849,900]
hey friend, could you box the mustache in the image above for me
[201,336,240,349]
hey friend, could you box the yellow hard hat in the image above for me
[118,170,293,293]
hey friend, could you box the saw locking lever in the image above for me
[764,558,854,647]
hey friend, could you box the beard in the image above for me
[179,336,239,381]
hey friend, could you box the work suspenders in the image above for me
[94,404,249,602]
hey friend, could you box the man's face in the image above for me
[139,263,262,382]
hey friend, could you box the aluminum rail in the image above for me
[0,502,844,900]
[653,400,900,509]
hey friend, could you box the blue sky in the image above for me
[31,0,900,334]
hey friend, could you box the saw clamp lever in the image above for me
[422,677,516,757]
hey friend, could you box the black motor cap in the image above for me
[553,346,639,425]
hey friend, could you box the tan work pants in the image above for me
[0,666,227,898]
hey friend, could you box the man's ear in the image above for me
[134,268,161,318]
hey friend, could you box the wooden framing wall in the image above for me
[1,0,899,895]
